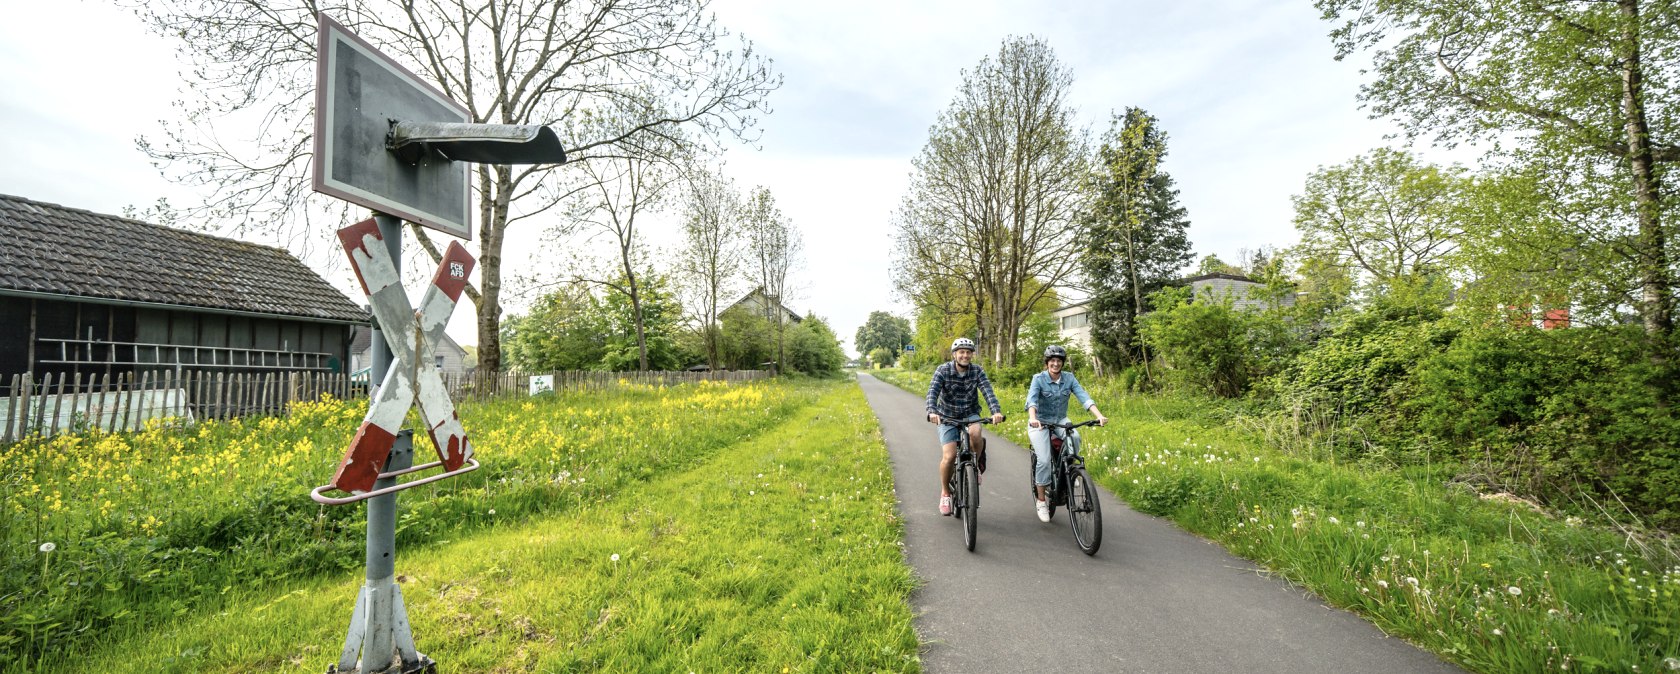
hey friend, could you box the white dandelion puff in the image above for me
[38,542,55,553]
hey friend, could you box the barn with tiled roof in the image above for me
[0,194,366,388]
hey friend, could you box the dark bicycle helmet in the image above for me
[1043,345,1068,362]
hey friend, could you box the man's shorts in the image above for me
[936,415,983,445]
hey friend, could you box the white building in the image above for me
[1052,300,1094,352]
[1051,274,1295,350]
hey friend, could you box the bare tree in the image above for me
[675,167,743,370]
[564,153,684,371]
[742,186,801,373]
[124,0,780,371]
[891,36,1086,365]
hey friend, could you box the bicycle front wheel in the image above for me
[961,462,979,551]
[1068,467,1102,555]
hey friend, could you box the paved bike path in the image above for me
[858,373,1460,674]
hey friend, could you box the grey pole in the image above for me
[331,213,432,674]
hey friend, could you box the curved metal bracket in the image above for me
[311,457,481,506]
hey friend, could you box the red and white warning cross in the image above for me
[329,218,475,494]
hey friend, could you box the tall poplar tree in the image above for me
[1079,108,1192,369]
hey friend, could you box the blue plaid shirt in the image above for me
[1025,370,1095,422]
[925,361,1002,420]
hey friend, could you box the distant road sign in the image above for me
[313,13,473,239]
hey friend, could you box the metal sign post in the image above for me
[330,214,430,674]
[316,215,481,673]
[308,13,566,674]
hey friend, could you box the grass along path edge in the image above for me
[57,380,920,673]
[867,368,1679,674]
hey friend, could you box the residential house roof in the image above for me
[0,194,367,323]
[722,286,802,323]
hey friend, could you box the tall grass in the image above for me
[50,381,919,673]
[869,368,1679,673]
[1,380,820,671]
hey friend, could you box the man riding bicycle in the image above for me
[926,337,1003,516]
[1025,345,1107,522]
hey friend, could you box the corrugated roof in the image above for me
[0,194,367,323]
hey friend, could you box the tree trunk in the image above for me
[1619,0,1675,346]
[706,284,720,370]
[1126,222,1152,375]
[476,167,511,373]
[630,274,649,371]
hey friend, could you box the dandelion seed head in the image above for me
[1507,586,1522,596]
[39,542,55,553]
[610,553,620,562]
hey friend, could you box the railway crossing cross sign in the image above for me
[329,218,475,494]
[307,11,565,674]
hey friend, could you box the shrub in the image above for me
[1406,324,1680,528]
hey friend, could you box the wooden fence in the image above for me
[441,369,770,401]
[1,369,769,443]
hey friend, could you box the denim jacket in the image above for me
[1025,370,1094,422]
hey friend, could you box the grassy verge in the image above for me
[867,368,1679,674]
[44,379,917,673]
[1,379,825,671]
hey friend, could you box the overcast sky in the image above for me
[0,1,1433,358]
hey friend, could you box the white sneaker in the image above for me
[1036,499,1051,523]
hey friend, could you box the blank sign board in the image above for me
[312,13,473,239]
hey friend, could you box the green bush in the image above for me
[1138,286,1301,398]
[1406,325,1680,528]
[785,315,847,377]
[1261,312,1456,421]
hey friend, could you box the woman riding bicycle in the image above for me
[1025,345,1107,523]
[926,337,1003,516]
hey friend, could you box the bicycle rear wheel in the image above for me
[1068,467,1102,555]
[961,462,979,551]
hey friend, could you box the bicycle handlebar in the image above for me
[1046,419,1103,429]
[931,415,1005,426]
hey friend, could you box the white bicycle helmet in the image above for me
[950,337,976,353]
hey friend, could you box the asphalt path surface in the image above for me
[857,373,1462,674]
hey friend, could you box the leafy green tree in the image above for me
[867,347,896,369]
[892,36,1087,366]
[854,311,913,360]
[719,306,775,370]
[1138,287,1252,398]
[1290,148,1466,301]
[1080,107,1194,370]
[597,272,692,371]
[1318,0,1679,340]
[1195,254,1245,277]
[502,283,608,371]
[786,314,847,377]
[1454,165,1648,327]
